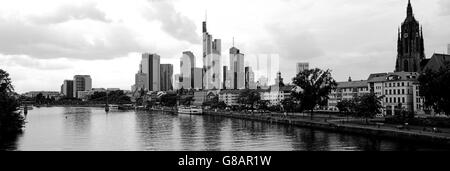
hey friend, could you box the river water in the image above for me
[1,107,448,151]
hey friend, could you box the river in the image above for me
[1,107,448,151]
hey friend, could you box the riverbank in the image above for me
[174,110,450,146]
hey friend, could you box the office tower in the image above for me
[180,52,195,89]
[245,67,256,89]
[73,75,92,98]
[134,63,148,92]
[62,80,74,98]
[296,62,309,74]
[202,20,222,90]
[174,74,181,90]
[395,0,425,72]
[223,66,228,89]
[193,68,203,90]
[229,47,245,89]
[160,64,173,91]
[142,53,161,91]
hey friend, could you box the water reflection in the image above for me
[4,107,450,151]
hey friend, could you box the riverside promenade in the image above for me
[198,110,450,146]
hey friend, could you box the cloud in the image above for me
[144,0,200,44]
[30,2,111,25]
[0,16,154,59]
[0,54,72,70]
[439,0,450,16]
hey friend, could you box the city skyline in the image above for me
[1,0,450,93]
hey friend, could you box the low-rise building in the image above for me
[260,85,295,106]
[218,90,242,106]
[23,91,62,99]
[327,80,369,111]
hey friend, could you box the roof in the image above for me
[368,72,420,83]
[422,53,450,72]
[336,80,368,88]
[367,73,387,80]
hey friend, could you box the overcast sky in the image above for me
[0,0,449,93]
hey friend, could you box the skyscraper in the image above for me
[230,47,245,89]
[202,20,222,90]
[73,75,92,98]
[160,64,173,91]
[296,62,309,74]
[174,74,181,90]
[61,80,74,98]
[245,67,256,89]
[142,53,161,91]
[180,51,195,89]
[193,68,203,90]
[134,63,147,92]
[395,0,425,72]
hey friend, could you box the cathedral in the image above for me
[395,0,426,72]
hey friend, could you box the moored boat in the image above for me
[177,106,203,115]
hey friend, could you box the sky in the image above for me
[0,0,449,93]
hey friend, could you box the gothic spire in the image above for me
[407,0,413,18]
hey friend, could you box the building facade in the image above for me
[23,91,62,99]
[327,80,370,111]
[218,90,241,106]
[160,64,173,91]
[395,0,425,72]
[229,47,245,89]
[245,67,256,89]
[180,51,195,89]
[61,80,74,98]
[296,62,309,74]
[193,68,203,90]
[142,53,160,91]
[174,74,181,90]
[202,20,222,90]
[73,75,92,99]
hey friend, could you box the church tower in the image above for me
[395,0,425,72]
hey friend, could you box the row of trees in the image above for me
[0,69,25,134]
[88,90,131,104]
[336,94,383,123]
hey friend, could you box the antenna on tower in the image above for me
[232,37,235,47]
[205,10,207,22]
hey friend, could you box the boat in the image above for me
[177,106,203,115]
[109,104,119,111]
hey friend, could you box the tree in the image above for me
[281,97,297,113]
[292,68,337,120]
[160,93,178,107]
[418,65,450,116]
[354,93,383,124]
[0,69,25,134]
[238,89,261,110]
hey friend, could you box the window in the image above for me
[398,83,400,87]
[402,97,405,103]
[398,89,400,94]
[390,98,392,103]
[389,90,392,95]
[398,97,401,104]
[402,89,405,95]
[394,98,396,103]
[385,90,388,95]
[402,82,405,87]
[389,83,391,87]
